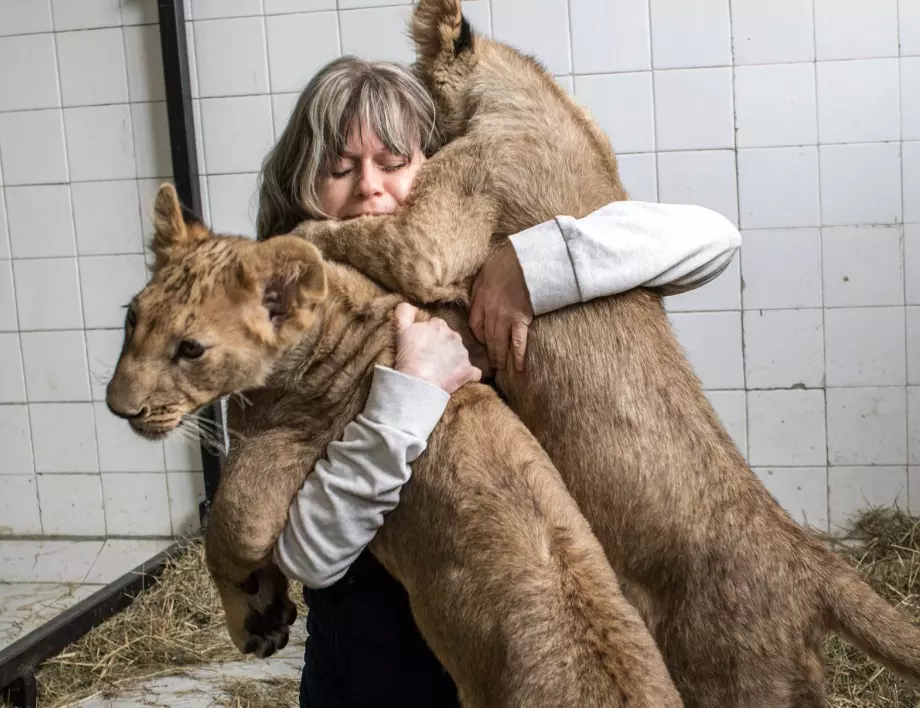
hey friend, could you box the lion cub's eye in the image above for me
[177,340,205,360]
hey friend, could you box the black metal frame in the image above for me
[157,0,226,518]
[0,540,194,707]
[0,3,222,704]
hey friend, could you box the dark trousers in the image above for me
[299,549,461,708]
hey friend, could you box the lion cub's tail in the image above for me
[825,563,920,682]
[411,0,473,68]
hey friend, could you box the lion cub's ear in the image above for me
[150,183,210,271]
[253,236,328,329]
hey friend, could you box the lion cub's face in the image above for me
[105,184,326,439]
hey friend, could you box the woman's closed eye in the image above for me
[381,162,408,172]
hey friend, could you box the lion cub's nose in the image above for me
[106,402,149,421]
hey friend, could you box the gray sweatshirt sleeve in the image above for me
[509,201,741,316]
[274,364,449,589]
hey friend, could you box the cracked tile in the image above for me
[0,582,101,649]
[0,540,103,583]
[85,539,175,584]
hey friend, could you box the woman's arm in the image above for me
[511,201,741,315]
[274,365,449,588]
[274,304,480,589]
[470,201,741,370]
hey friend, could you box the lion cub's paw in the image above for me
[241,580,298,658]
[224,564,298,659]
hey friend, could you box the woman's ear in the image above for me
[150,183,210,271]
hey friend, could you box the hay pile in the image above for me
[15,508,920,706]
[34,540,303,707]
[823,508,920,706]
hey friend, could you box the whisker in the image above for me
[183,412,246,443]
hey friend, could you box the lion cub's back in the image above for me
[469,52,629,231]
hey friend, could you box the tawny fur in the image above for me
[278,1,920,705]
[106,183,683,708]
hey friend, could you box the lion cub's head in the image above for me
[105,183,326,439]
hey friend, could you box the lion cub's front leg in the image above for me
[204,424,318,657]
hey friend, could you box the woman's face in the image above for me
[318,123,426,220]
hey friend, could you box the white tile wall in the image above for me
[730,0,815,65]
[0,35,60,112]
[649,0,730,70]
[737,147,820,229]
[909,388,920,465]
[56,28,129,107]
[825,307,906,387]
[822,226,904,307]
[51,0,123,31]
[654,68,734,151]
[827,387,908,466]
[266,12,341,94]
[741,229,823,310]
[0,1,202,539]
[0,109,68,185]
[64,105,137,181]
[755,468,828,529]
[819,143,902,226]
[102,472,172,536]
[905,227,920,305]
[816,59,900,144]
[20,331,91,402]
[814,0,899,61]
[748,390,827,468]
[0,1,54,36]
[0,261,15,332]
[29,403,98,473]
[0,0,915,537]
[0,476,42,535]
[6,186,76,258]
[575,73,655,154]
[829,466,907,529]
[905,0,920,56]
[656,150,739,225]
[0,405,33,476]
[743,309,824,389]
[37,473,106,536]
[734,63,817,149]
[570,0,649,74]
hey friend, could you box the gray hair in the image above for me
[256,56,440,240]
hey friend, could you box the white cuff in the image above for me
[509,219,582,316]
[364,365,450,440]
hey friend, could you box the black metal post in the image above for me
[157,0,225,520]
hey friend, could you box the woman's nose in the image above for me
[355,166,384,197]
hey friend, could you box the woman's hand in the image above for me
[394,303,482,394]
[469,243,534,372]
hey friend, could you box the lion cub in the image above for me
[105,184,682,707]
[288,0,920,704]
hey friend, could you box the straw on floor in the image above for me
[33,541,304,708]
[19,507,920,707]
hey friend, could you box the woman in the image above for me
[257,56,740,708]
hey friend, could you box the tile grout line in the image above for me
[808,0,832,528]
[897,0,912,510]
[725,0,749,459]
[50,3,108,536]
